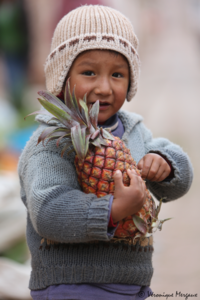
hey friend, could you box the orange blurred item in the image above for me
[0,149,19,172]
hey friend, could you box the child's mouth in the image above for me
[99,102,110,111]
[90,101,110,111]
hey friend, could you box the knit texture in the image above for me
[44,5,140,102]
[18,110,193,290]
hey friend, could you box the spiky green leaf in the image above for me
[100,127,115,140]
[144,232,153,238]
[157,218,172,231]
[97,135,110,146]
[132,233,143,242]
[91,136,102,148]
[83,93,87,104]
[46,117,64,124]
[64,79,73,110]
[151,197,156,218]
[71,86,85,123]
[132,215,148,235]
[39,90,86,126]
[61,143,73,157]
[84,135,90,157]
[38,90,70,112]
[45,130,69,139]
[90,129,100,140]
[24,110,52,120]
[43,130,70,146]
[89,101,99,129]
[56,133,70,147]
[46,136,63,145]
[64,80,82,122]
[37,98,79,128]
[79,99,89,125]
[155,197,166,219]
[71,124,86,160]
[37,126,58,145]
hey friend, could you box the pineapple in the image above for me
[27,80,170,241]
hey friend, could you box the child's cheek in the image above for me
[114,87,127,104]
[69,80,88,101]
[78,77,95,97]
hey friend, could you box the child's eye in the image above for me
[82,71,95,76]
[112,72,123,78]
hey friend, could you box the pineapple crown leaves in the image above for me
[132,197,172,236]
[25,79,115,159]
[71,125,90,161]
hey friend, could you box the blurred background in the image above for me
[0,0,199,299]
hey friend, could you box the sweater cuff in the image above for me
[108,215,118,228]
[87,195,112,241]
[107,196,118,237]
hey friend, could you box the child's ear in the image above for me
[126,82,130,99]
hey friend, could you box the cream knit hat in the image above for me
[44,5,140,102]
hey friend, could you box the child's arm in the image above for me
[19,137,113,244]
[137,122,193,201]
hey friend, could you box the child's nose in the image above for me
[94,77,112,96]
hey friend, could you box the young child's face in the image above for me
[66,50,130,123]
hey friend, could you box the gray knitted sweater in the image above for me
[18,110,193,290]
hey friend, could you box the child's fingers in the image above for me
[138,153,171,180]
[140,156,153,179]
[127,168,138,179]
[113,170,124,190]
[150,165,164,181]
[137,158,144,170]
[145,159,160,180]
[128,169,147,203]
[127,169,144,187]
[156,170,169,182]
[148,156,171,181]
[152,163,171,182]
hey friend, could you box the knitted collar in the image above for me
[98,114,119,132]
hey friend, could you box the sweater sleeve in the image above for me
[139,123,193,202]
[21,149,112,244]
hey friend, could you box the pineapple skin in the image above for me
[74,136,153,238]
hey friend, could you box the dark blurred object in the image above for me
[0,0,29,111]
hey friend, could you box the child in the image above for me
[18,5,193,300]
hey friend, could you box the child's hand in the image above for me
[137,153,171,182]
[111,169,146,223]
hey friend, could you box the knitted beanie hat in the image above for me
[44,5,140,102]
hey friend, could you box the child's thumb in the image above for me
[113,170,123,189]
